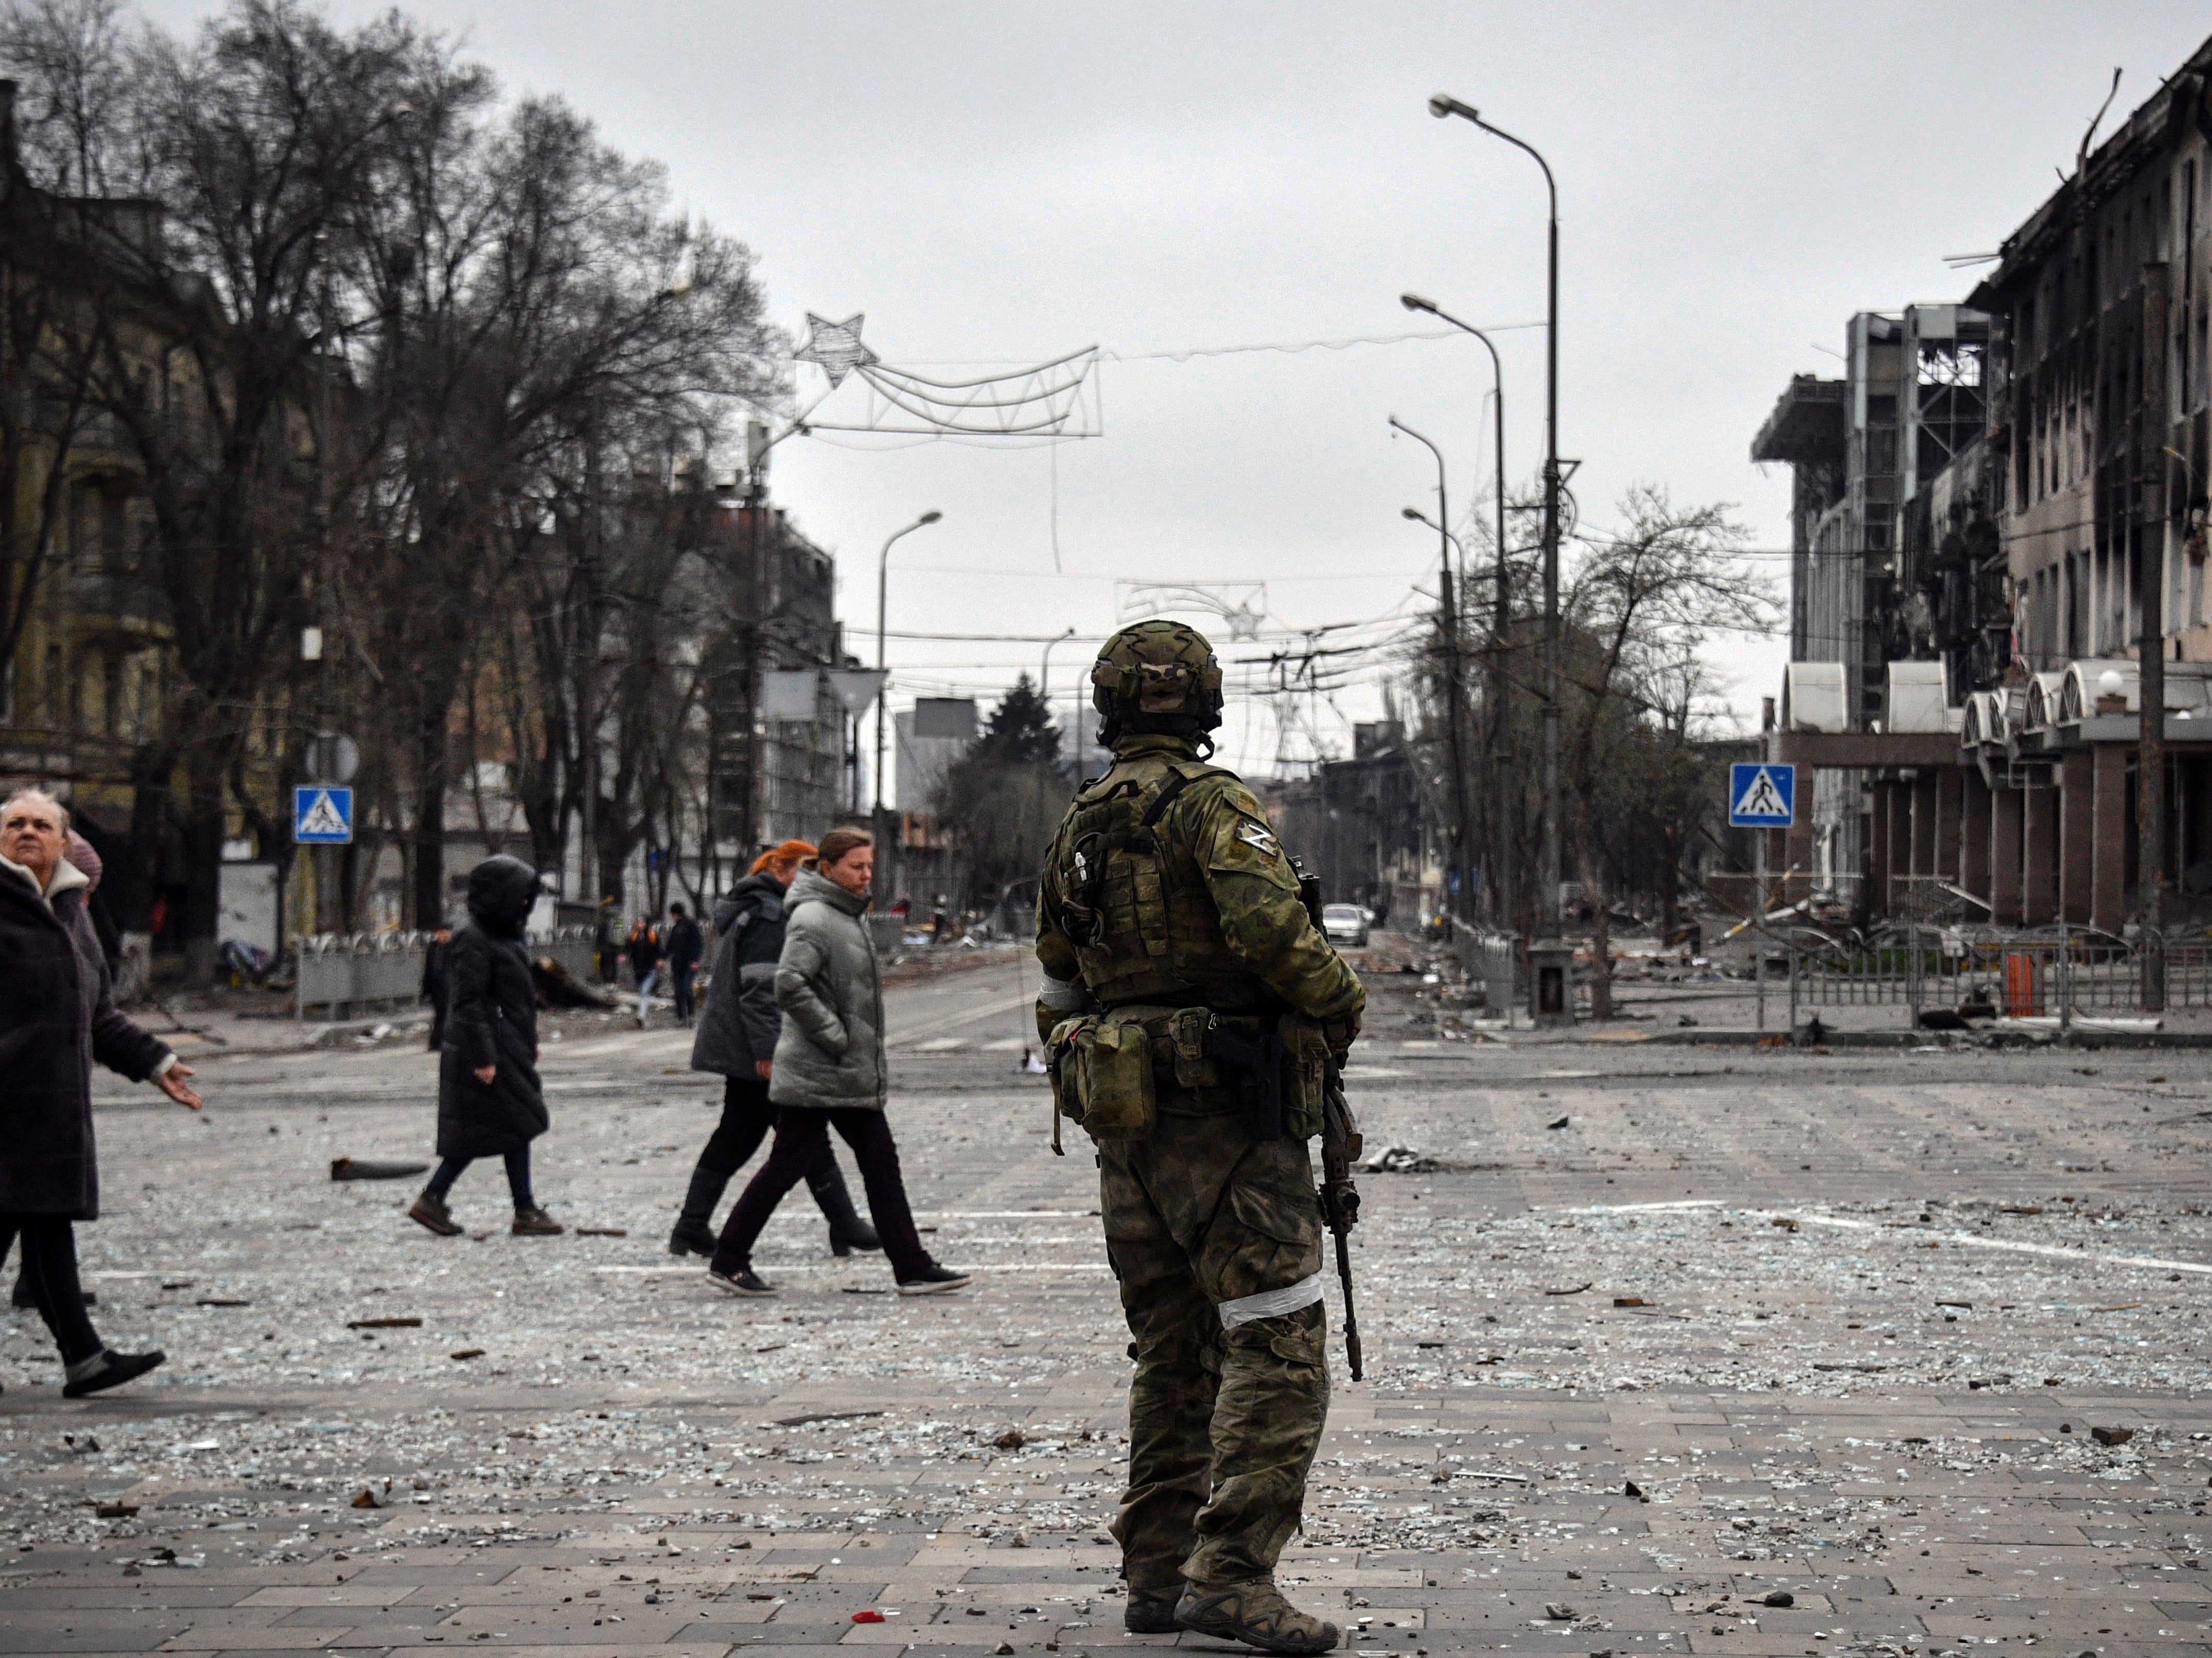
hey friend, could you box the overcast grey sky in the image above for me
[141,3,2212,778]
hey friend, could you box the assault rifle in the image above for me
[1297,866,1365,1382]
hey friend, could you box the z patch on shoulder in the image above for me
[1234,819,1280,856]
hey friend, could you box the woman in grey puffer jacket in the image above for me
[667,840,879,1259]
[705,828,967,1297]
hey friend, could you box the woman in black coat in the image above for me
[408,856,561,1237]
[0,790,201,1397]
[668,840,877,1259]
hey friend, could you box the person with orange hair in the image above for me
[668,840,879,1259]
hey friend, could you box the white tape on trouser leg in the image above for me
[1215,1272,1324,1329]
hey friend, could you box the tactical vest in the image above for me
[1049,751,1273,1013]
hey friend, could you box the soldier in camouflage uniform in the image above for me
[1034,621,1364,1656]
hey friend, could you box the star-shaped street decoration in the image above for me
[793,312,879,388]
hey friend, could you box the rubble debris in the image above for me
[92,1503,137,1518]
[1612,1296,1647,1308]
[995,1429,1027,1449]
[449,1349,485,1361]
[1363,1145,1440,1174]
[1543,1602,1575,1619]
[1623,1481,1648,1502]
[575,1227,627,1237]
[533,956,616,1009]
[1545,1115,1570,1130]
[330,1156,430,1181]
[1543,1283,1593,1296]
[1761,1590,1794,1608]
[350,1488,383,1508]
[346,1317,421,1329]
[2091,1426,2135,1447]
[775,1410,885,1428]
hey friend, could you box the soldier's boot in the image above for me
[1174,1579,1338,1655]
[1123,1589,1183,1634]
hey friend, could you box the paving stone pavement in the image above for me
[2,959,2209,1656]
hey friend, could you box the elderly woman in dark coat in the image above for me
[408,856,562,1237]
[0,787,201,1398]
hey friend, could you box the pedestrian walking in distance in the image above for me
[1035,622,1365,1655]
[665,900,703,1026]
[705,828,967,1297]
[410,856,562,1238]
[628,912,664,1027]
[0,789,203,1398]
[670,841,880,1260]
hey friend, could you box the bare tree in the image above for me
[1563,485,1772,1014]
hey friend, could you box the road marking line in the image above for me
[1555,1198,2212,1278]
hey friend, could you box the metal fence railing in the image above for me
[1785,921,2212,1028]
[295,925,599,1022]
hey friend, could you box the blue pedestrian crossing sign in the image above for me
[294,785,354,844]
[1728,763,1795,828]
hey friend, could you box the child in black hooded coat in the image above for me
[409,856,562,1237]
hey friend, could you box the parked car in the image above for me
[1321,902,1369,947]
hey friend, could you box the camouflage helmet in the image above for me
[1091,619,1224,742]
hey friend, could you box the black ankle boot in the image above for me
[669,1166,730,1258]
[806,1163,881,1256]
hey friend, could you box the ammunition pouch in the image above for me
[1047,1009,1158,1141]
[1049,1003,1329,1144]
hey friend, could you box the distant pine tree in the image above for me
[974,673,1061,765]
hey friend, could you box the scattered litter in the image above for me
[852,1610,885,1623]
[575,1228,628,1238]
[196,1298,250,1308]
[1543,1603,1575,1619]
[1543,1283,1593,1296]
[1612,1296,1647,1308]
[346,1317,422,1329]
[2092,1302,2142,1312]
[449,1349,485,1361]
[775,1410,886,1428]
[350,1488,383,1509]
[1544,1115,1570,1130]
[1623,1481,1648,1502]
[331,1157,430,1181]
[1362,1145,1439,1174]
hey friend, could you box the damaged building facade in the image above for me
[1753,36,2212,933]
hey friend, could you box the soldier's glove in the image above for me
[1323,1012,1361,1064]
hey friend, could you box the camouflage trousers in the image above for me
[1098,1099,1329,1593]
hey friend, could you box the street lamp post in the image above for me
[1428,94,1563,988]
[1388,415,1476,934]
[873,510,944,899]
[1402,291,1512,932]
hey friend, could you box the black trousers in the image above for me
[672,964,697,1022]
[0,1216,102,1365]
[712,1108,930,1280]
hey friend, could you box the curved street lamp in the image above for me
[873,511,945,854]
[1403,291,1514,930]
[1428,92,1563,948]
[1389,416,1477,931]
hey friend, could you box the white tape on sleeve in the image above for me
[1216,1272,1324,1329]
[1038,974,1091,1011]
